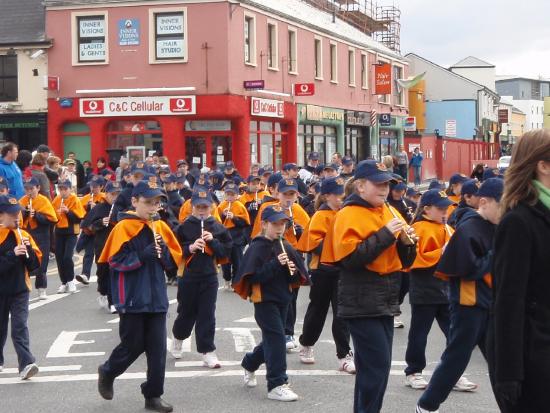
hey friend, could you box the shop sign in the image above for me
[0,122,40,129]
[404,116,417,132]
[305,105,344,122]
[374,63,392,95]
[79,18,105,38]
[445,119,457,137]
[79,42,106,61]
[379,113,391,126]
[59,98,73,108]
[251,97,284,118]
[155,13,185,59]
[346,111,370,126]
[243,80,265,90]
[293,83,315,96]
[498,109,509,124]
[80,96,196,117]
[118,19,140,46]
[185,120,231,131]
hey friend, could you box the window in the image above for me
[298,124,337,165]
[0,55,17,102]
[288,28,297,73]
[244,14,256,64]
[249,121,286,169]
[153,10,187,61]
[267,22,278,70]
[361,53,368,89]
[393,65,404,105]
[314,37,322,79]
[330,42,337,83]
[348,48,355,86]
[76,14,107,64]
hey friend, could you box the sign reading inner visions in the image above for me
[155,12,186,60]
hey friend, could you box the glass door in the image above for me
[185,136,207,168]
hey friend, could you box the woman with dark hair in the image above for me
[488,129,550,412]
[16,150,33,179]
[30,155,52,201]
[470,163,484,181]
[94,157,114,178]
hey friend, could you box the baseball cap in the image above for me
[323,163,340,171]
[131,180,166,199]
[259,166,274,176]
[477,177,504,201]
[176,159,188,167]
[247,175,261,183]
[282,163,299,171]
[191,189,213,206]
[64,159,76,166]
[89,176,106,187]
[428,180,445,190]
[277,178,298,193]
[0,195,21,214]
[175,172,187,184]
[57,179,72,189]
[23,177,40,188]
[307,152,320,161]
[482,167,502,181]
[36,144,50,154]
[420,189,456,208]
[159,166,171,174]
[261,205,290,223]
[100,169,113,177]
[104,181,122,193]
[342,156,354,166]
[320,177,345,195]
[449,173,468,185]
[461,179,481,196]
[354,160,394,183]
[406,187,420,197]
[267,172,283,188]
[224,161,235,170]
[163,174,178,184]
[391,181,408,192]
[224,182,239,194]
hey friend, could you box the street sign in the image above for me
[445,119,457,137]
[243,80,265,90]
[293,83,315,96]
[379,113,391,126]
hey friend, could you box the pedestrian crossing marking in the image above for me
[0,365,82,374]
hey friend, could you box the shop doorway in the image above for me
[249,121,286,169]
[106,120,162,164]
[184,134,232,169]
[63,122,91,163]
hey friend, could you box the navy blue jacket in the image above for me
[0,231,40,295]
[108,213,177,313]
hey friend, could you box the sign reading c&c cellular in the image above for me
[80,96,196,117]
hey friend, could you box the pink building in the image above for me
[45,0,408,172]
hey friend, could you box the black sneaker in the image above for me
[145,397,173,412]
[97,366,114,400]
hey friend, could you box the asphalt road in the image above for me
[0,257,499,413]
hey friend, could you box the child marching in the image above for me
[19,177,57,300]
[296,176,355,373]
[97,180,182,413]
[233,205,308,401]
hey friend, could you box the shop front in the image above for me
[47,94,297,173]
[344,110,372,161]
[378,114,405,157]
[297,104,345,166]
[0,113,47,151]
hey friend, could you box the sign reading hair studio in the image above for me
[155,12,186,60]
[79,96,196,117]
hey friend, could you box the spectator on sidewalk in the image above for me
[410,147,424,186]
[0,142,24,199]
[396,145,409,181]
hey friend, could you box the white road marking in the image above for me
[223,328,259,352]
[0,365,81,374]
[166,337,191,353]
[46,329,112,358]
[107,299,178,324]
[233,316,256,323]
[29,290,81,311]
[174,360,242,368]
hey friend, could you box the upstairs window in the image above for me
[314,37,322,79]
[244,15,256,64]
[0,55,17,102]
[330,42,337,83]
[267,22,278,70]
[348,48,355,86]
[288,28,297,73]
[154,11,186,61]
[77,15,107,63]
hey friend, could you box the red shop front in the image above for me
[47,94,297,174]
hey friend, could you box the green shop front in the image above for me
[297,104,344,165]
[0,113,47,151]
[376,114,405,159]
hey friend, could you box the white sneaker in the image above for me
[75,274,89,285]
[453,375,478,392]
[243,369,257,388]
[38,289,48,300]
[67,280,77,293]
[0,365,3,372]
[338,351,356,374]
[170,339,184,359]
[394,318,405,328]
[203,352,221,369]
[405,373,429,390]
[20,363,39,380]
[285,335,297,352]
[267,384,299,402]
[416,405,439,413]
[97,295,108,309]
[109,305,117,314]
[57,284,67,294]
[299,346,315,364]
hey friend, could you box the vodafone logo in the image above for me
[170,98,192,113]
[82,99,104,114]
[294,83,315,96]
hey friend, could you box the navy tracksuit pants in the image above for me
[172,276,218,353]
[221,245,243,282]
[242,302,289,391]
[347,316,394,413]
[55,233,77,284]
[418,304,488,411]
[405,304,450,376]
[284,288,299,336]
[101,312,167,398]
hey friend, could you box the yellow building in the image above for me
[544,97,550,129]
[408,80,426,131]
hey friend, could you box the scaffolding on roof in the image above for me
[300,0,401,53]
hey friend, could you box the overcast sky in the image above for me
[396,0,550,78]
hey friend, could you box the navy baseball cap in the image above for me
[428,180,445,190]
[224,161,235,170]
[406,187,420,197]
[449,173,468,185]
[159,166,171,174]
[420,189,456,208]
[308,152,320,160]
[282,163,299,171]
[132,180,166,199]
[224,182,239,194]
[342,156,354,166]
[267,172,283,188]
[163,174,178,184]
[175,172,187,183]
[100,169,113,177]
[354,160,395,183]
[176,159,188,167]
[57,179,72,189]
[323,163,339,171]
[477,177,504,201]
[0,195,21,214]
[461,179,481,196]
[247,175,261,183]
[191,189,213,206]
[261,205,290,223]
[314,164,325,175]
[483,167,502,181]
[391,181,408,192]
[277,178,298,193]
[259,166,273,176]
[104,181,122,193]
[89,176,106,187]
[320,176,345,195]
[23,177,40,188]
